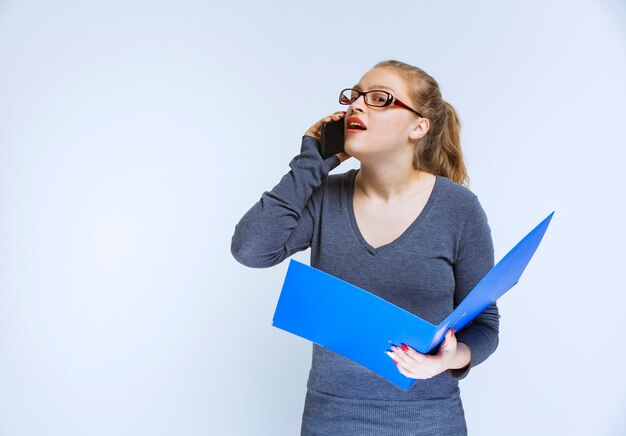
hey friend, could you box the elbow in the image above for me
[230,238,284,269]
[490,327,500,354]
[231,240,266,268]
[230,225,267,268]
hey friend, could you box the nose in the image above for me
[348,94,367,114]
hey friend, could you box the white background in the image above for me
[1,1,625,435]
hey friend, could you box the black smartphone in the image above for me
[320,119,345,159]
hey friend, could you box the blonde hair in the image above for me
[373,60,469,187]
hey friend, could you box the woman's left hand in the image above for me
[386,329,470,379]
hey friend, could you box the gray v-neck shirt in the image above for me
[231,135,499,403]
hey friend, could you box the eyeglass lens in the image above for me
[340,89,391,107]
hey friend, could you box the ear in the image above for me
[408,117,429,141]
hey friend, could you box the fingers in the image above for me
[395,361,416,379]
[318,111,346,128]
[386,343,445,380]
[393,344,425,364]
[304,111,347,140]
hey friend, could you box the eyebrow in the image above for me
[353,84,396,93]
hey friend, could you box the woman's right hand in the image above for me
[304,111,351,163]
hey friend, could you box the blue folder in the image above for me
[272,212,554,390]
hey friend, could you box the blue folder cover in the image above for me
[272,212,554,390]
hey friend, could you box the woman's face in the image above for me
[344,67,426,163]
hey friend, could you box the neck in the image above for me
[355,163,429,201]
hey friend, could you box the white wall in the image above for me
[1,1,624,435]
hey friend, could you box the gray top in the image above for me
[231,135,499,403]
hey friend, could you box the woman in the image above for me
[231,60,499,435]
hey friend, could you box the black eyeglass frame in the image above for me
[339,88,424,118]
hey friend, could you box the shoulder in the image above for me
[433,176,489,228]
[435,176,482,209]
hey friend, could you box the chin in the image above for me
[345,137,383,161]
[344,136,367,156]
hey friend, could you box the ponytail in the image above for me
[436,101,468,186]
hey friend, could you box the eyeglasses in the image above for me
[339,88,423,118]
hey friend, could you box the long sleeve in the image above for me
[231,135,340,268]
[448,195,500,380]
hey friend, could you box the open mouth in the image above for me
[346,116,367,132]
